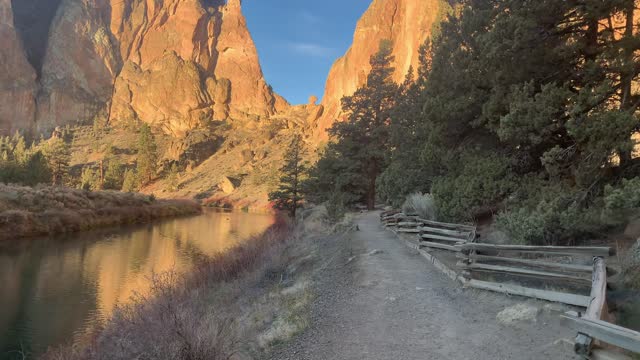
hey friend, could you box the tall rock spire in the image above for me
[313,0,448,140]
[0,0,37,134]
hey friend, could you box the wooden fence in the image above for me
[380,210,639,358]
[381,210,476,252]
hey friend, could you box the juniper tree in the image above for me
[269,135,307,218]
[42,137,71,186]
[137,124,158,186]
[325,40,399,210]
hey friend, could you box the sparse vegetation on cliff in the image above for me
[0,184,201,241]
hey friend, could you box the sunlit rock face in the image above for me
[2,0,284,136]
[314,0,447,140]
[110,52,224,138]
[72,0,281,135]
[37,0,121,132]
[0,0,38,134]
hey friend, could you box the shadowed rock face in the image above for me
[2,0,283,136]
[314,0,448,140]
[0,0,37,134]
[10,0,63,75]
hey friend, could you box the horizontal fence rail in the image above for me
[380,209,638,358]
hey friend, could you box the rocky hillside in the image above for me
[0,0,293,135]
[314,0,451,140]
[0,0,450,209]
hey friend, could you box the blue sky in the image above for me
[243,0,372,105]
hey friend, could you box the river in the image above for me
[0,209,275,359]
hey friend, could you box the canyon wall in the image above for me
[2,0,284,136]
[0,0,37,134]
[315,0,448,140]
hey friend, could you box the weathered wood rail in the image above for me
[381,210,476,252]
[380,210,639,358]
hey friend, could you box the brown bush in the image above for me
[43,217,295,360]
[0,184,201,241]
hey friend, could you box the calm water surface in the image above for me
[0,210,274,359]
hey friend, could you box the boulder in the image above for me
[219,176,236,194]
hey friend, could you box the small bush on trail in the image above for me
[402,193,436,220]
[326,192,348,223]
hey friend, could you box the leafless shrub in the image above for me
[0,184,201,241]
[43,217,295,360]
[402,192,436,220]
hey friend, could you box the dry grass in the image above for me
[42,216,317,359]
[402,193,436,220]
[0,184,202,241]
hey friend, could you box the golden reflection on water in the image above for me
[0,210,274,358]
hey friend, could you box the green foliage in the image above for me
[79,166,101,190]
[303,145,364,207]
[325,191,348,223]
[136,124,158,186]
[166,163,180,192]
[42,136,71,185]
[269,135,307,217]
[495,179,640,245]
[432,154,515,221]
[0,133,51,186]
[604,178,640,219]
[496,203,602,246]
[104,157,125,190]
[307,41,399,209]
[121,168,139,192]
[374,0,640,246]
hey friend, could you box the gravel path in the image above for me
[269,211,578,360]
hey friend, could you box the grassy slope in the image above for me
[0,184,201,240]
[69,105,317,213]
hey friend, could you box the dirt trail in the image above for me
[269,211,579,360]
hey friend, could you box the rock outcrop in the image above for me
[315,0,448,140]
[0,0,37,134]
[37,0,120,132]
[110,52,220,138]
[107,0,287,135]
[2,0,285,136]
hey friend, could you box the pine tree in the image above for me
[23,151,51,185]
[136,124,158,186]
[121,168,138,192]
[269,135,307,217]
[104,157,124,190]
[325,40,399,210]
[166,163,179,192]
[42,137,71,186]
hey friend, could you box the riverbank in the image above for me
[42,206,344,359]
[0,184,202,241]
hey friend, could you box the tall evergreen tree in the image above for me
[42,137,71,186]
[269,135,307,217]
[136,124,158,186]
[327,40,399,209]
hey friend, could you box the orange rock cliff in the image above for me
[0,0,448,140]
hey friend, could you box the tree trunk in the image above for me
[619,3,635,169]
[367,175,376,210]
